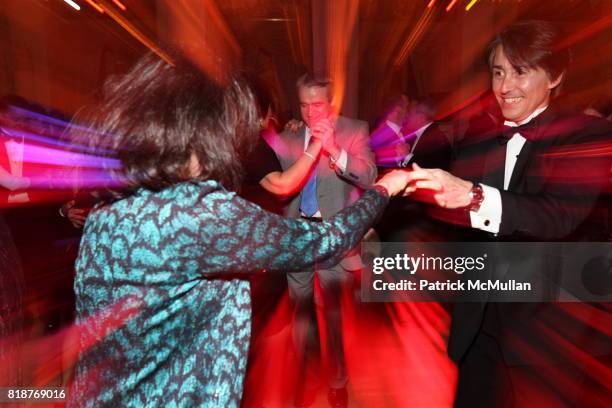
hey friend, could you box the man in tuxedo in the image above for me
[408,20,611,406]
[371,97,437,169]
[373,98,450,242]
[271,73,376,407]
[370,94,410,167]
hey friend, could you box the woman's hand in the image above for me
[375,169,416,197]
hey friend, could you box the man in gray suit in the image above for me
[272,73,376,407]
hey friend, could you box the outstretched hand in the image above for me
[406,163,473,209]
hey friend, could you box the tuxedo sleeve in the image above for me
[337,122,377,189]
[498,121,611,239]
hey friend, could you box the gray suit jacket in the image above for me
[270,116,377,269]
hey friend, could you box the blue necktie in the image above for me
[300,166,319,217]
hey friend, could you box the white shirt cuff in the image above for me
[333,149,348,172]
[397,153,413,167]
[469,183,501,233]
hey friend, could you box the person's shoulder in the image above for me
[338,115,367,127]
[279,126,304,141]
[574,112,610,135]
[137,181,231,208]
[337,116,368,134]
[545,109,611,143]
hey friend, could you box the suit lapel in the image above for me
[481,138,506,189]
[507,140,533,192]
[507,107,559,192]
[293,127,307,159]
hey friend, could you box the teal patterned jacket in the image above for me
[69,180,387,407]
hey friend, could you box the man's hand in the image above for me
[375,169,416,197]
[284,119,304,133]
[312,118,341,159]
[68,207,87,229]
[62,200,88,229]
[407,163,473,209]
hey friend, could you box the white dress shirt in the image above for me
[470,106,548,233]
[386,120,402,137]
[398,122,433,167]
[381,120,433,167]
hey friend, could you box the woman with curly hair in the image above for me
[68,53,412,407]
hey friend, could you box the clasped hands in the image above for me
[310,118,342,160]
[375,163,473,208]
[286,118,340,159]
[285,116,472,206]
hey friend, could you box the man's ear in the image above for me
[549,71,564,90]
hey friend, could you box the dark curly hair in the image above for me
[74,52,260,193]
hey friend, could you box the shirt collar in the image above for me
[504,105,548,127]
[385,120,402,135]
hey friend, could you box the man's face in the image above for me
[298,85,333,128]
[387,96,409,126]
[491,45,561,123]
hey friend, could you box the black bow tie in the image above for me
[498,119,539,145]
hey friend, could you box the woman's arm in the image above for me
[192,170,412,274]
[259,139,322,197]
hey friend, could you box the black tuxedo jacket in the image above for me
[445,105,612,365]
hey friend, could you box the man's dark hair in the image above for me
[73,52,259,192]
[382,93,410,112]
[488,20,570,96]
[296,72,333,100]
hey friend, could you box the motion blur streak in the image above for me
[161,0,241,85]
[393,5,435,68]
[242,270,457,406]
[326,0,359,115]
[96,0,173,66]
[445,0,460,13]
[0,295,142,387]
[557,12,612,50]
[465,0,480,12]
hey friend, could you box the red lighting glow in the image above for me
[465,0,480,11]
[84,0,104,13]
[446,0,460,12]
[111,0,126,11]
